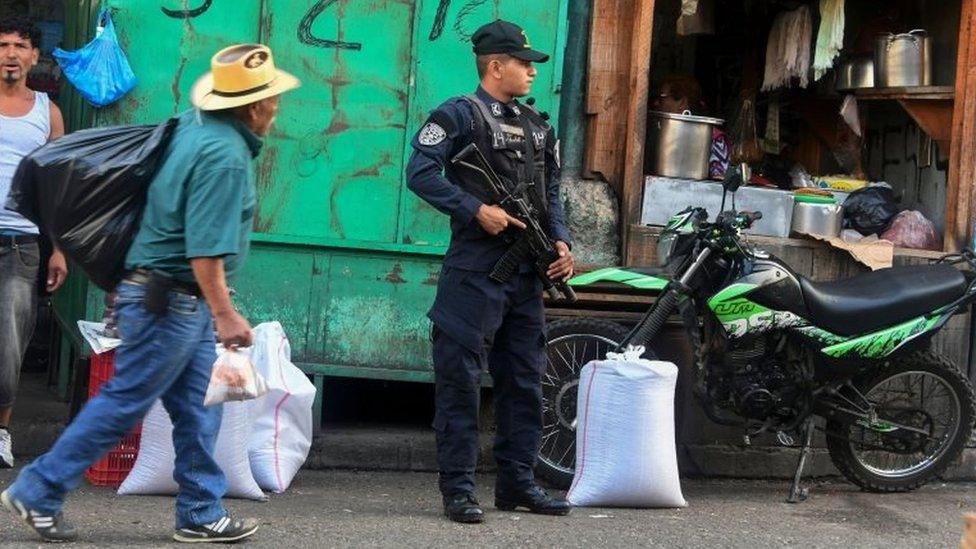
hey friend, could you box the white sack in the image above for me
[247,322,316,493]
[118,400,265,501]
[567,347,687,508]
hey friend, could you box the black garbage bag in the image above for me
[4,118,177,291]
[842,186,901,236]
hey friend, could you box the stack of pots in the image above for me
[874,29,932,87]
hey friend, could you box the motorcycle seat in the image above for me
[798,264,967,337]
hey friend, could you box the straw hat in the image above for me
[190,44,300,111]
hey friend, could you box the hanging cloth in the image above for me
[813,0,846,80]
[761,6,813,91]
[681,0,700,16]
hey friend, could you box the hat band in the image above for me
[210,78,277,98]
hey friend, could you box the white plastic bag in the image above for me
[247,322,316,493]
[567,346,687,508]
[203,347,268,406]
[118,400,265,501]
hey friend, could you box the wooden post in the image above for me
[947,0,976,251]
[582,0,657,265]
[584,0,635,189]
[620,0,657,265]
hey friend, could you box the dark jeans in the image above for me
[8,282,227,528]
[0,240,38,409]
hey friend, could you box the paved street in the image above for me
[0,468,973,547]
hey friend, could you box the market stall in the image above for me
[554,0,976,371]
[542,0,976,478]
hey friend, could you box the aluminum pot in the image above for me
[875,30,932,87]
[836,56,874,90]
[791,201,843,238]
[647,110,724,180]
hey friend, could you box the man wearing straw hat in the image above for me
[2,44,299,543]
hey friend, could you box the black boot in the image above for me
[443,493,484,524]
[495,485,572,516]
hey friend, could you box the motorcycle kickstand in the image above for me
[786,417,815,504]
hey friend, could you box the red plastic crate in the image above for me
[87,350,116,399]
[84,351,142,487]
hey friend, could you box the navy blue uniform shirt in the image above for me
[406,87,571,272]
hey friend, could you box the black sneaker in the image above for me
[1,488,79,542]
[173,515,259,543]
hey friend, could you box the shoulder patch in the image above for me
[418,122,447,146]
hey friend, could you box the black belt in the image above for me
[123,269,203,297]
[0,234,38,246]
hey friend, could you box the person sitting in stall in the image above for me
[654,74,731,180]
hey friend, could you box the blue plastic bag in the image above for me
[53,10,136,107]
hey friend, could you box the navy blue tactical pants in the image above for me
[429,267,546,497]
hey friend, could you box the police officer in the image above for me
[406,20,574,524]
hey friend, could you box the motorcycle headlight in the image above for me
[658,207,705,267]
[657,232,678,266]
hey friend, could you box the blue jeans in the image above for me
[7,282,227,528]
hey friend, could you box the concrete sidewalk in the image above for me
[0,469,973,548]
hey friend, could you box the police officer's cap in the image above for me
[472,20,549,63]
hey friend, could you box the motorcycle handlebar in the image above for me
[738,211,762,229]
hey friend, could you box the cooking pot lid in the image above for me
[877,29,928,40]
[650,110,724,125]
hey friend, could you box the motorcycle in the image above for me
[539,168,976,502]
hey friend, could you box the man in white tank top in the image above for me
[0,15,65,475]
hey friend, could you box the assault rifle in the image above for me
[451,143,577,302]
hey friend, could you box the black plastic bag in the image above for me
[842,186,901,236]
[5,118,177,291]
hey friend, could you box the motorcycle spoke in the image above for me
[552,346,574,376]
[848,370,961,478]
[558,438,574,466]
[543,370,558,389]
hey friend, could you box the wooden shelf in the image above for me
[851,87,954,151]
[631,224,947,260]
[853,86,955,100]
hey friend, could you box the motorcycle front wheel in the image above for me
[825,350,976,492]
[537,317,630,489]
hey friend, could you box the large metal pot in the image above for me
[836,56,874,90]
[874,30,932,87]
[647,110,724,180]
[791,201,843,238]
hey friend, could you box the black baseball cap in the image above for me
[472,20,549,63]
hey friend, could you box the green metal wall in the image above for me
[63,0,568,383]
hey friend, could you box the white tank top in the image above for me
[0,91,50,234]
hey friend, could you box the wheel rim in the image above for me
[540,331,621,477]
[848,370,962,479]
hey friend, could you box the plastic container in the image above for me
[794,194,837,205]
[85,351,142,487]
[816,176,869,192]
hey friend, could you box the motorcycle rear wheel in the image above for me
[825,351,975,492]
[537,318,631,489]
